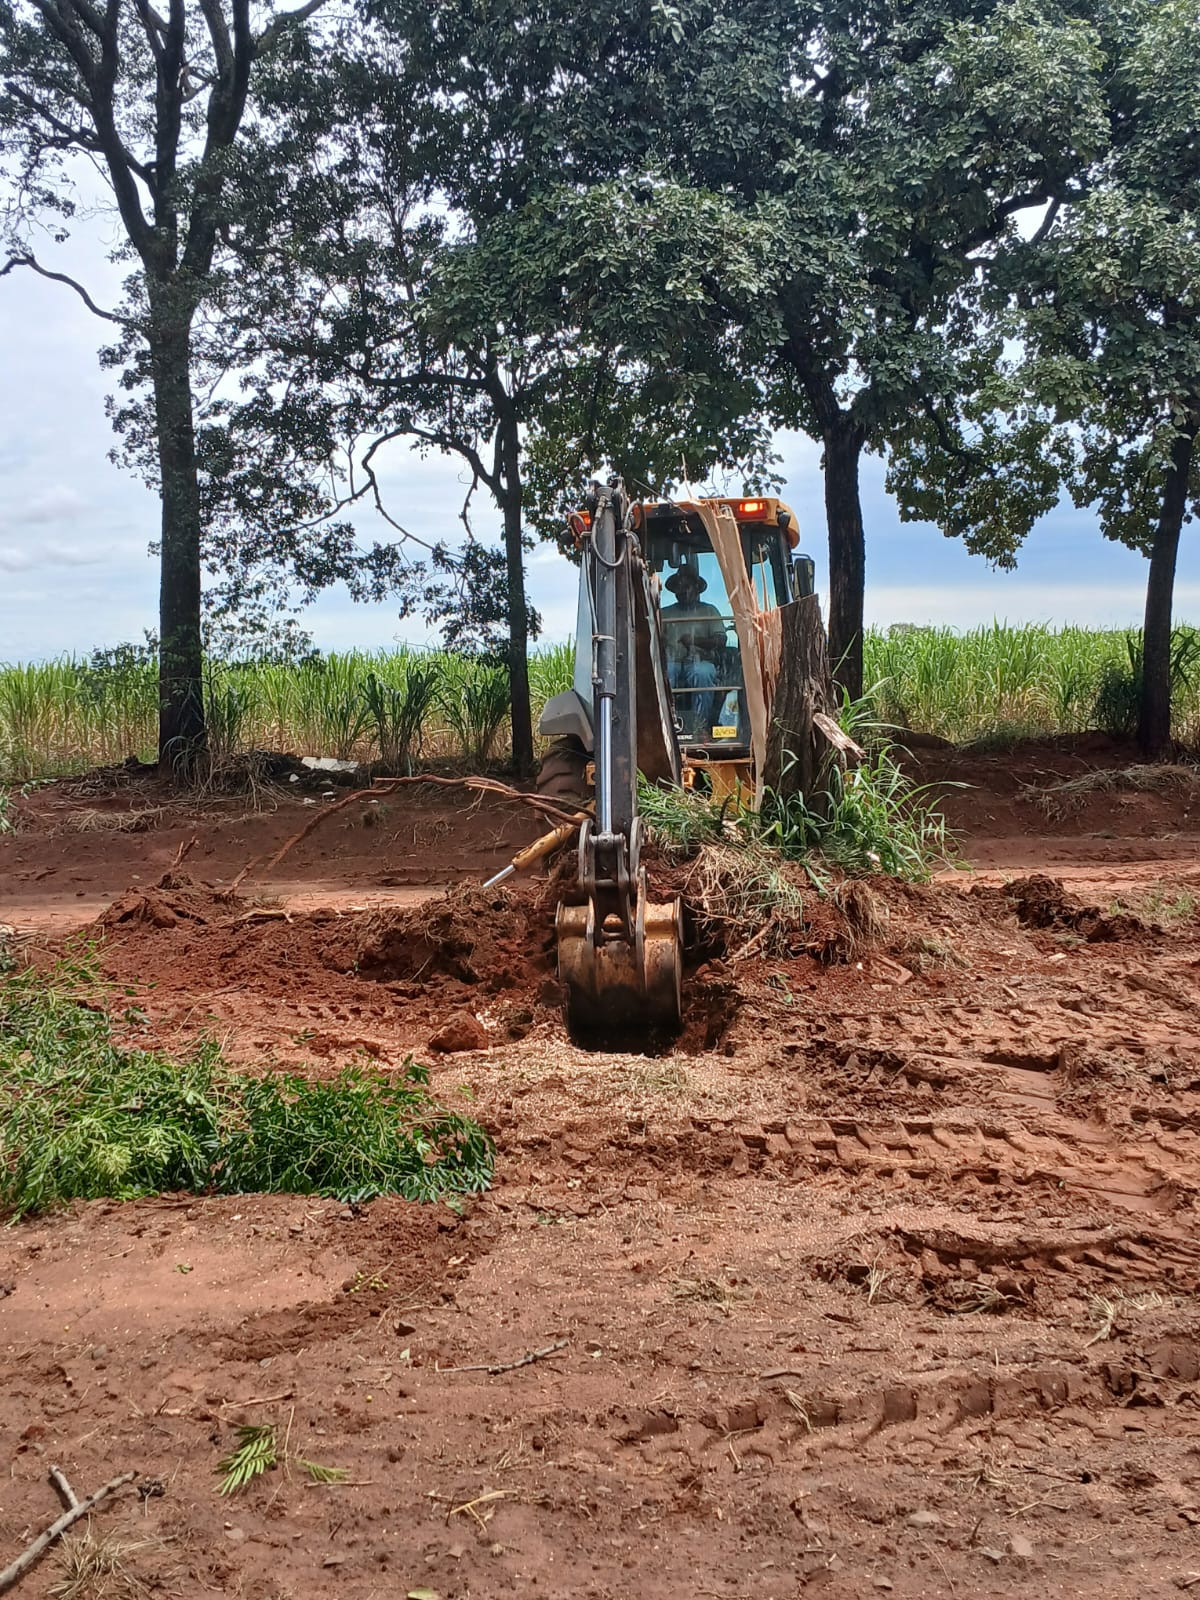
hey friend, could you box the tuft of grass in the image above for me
[685,840,807,952]
[440,658,510,768]
[49,1532,159,1600]
[0,957,494,1218]
[627,1061,690,1095]
[360,661,441,773]
[671,1273,743,1308]
[759,745,956,881]
[66,806,166,834]
[637,778,730,855]
[1023,762,1200,820]
[1085,1288,1173,1345]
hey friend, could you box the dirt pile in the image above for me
[89,875,561,1054]
[98,871,238,931]
[355,882,556,995]
[989,872,1151,941]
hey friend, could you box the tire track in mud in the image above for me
[502,1069,1200,1215]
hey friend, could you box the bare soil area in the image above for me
[2,746,1199,1598]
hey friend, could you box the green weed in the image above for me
[440,658,510,767]
[759,745,955,881]
[361,660,440,772]
[0,957,494,1218]
[636,777,729,854]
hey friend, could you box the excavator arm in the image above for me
[555,479,684,1037]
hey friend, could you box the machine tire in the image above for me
[537,736,591,804]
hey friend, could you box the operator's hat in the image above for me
[665,568,707,596]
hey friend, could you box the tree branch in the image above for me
[0,252,128,323]
[254,0,331,57]
[4,83,104,152]
[1029,197,1061,249]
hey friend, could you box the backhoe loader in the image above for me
[535,477,814,1039]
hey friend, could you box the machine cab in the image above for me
[538,490,813,767]
[639,496,811,757]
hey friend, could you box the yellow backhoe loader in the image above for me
[532,476,815,1040]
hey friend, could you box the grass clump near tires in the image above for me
[638,720,953,954]
[759,744,955,879]
[0,956,493,1219]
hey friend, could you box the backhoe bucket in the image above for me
[556,892,683,1039]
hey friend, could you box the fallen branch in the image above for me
[0,1469,135,1594]
[437,1337,568,1376]
[237,776,587,886]
[170,835,199,870]
[48,1468,79,1511]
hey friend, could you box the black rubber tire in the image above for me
[537,735,591,804]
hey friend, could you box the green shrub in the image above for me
[0,958,493,1217]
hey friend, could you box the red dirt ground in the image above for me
[2,746,1199,1598]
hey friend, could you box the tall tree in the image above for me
[223,16,776,774]
[890,0,1200,757]
[0,0,331,764]
[393,0,1106,700]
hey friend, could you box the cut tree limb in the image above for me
[0,1469,135,1594]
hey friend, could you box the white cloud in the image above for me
[864,582,1200,631]
[0,485,90,528]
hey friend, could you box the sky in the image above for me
[2,243,1198,663]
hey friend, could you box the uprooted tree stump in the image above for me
[761,593,861,809]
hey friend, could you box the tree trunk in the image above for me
[762,594,859,810]
[824,418,867,704]
[150,304,206,771]
[498,412,535,778]
[1138,423,1195,761]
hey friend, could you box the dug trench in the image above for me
[4,786,1200,1594]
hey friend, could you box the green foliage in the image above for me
[299,1458,348,1485]
[758,749,955,882]
[636,778,728,855]
[889,0,1200,749]
[217,1426,278,1496]
[639,718,952,887]
[439,659,511,768]
[204,672,258,765]
[1092,628,1200,738]
[5,627,1200,784]
[360,661,441,773]
[215,1421,347,1495]
[0,957,494,1219]
[861,624,1200,745]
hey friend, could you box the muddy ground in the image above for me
[2,739,1200,1598]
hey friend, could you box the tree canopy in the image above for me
[888,0,1200,754]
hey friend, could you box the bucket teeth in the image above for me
[556,894,682,1039]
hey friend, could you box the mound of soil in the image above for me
[355,882,556,995]
[991,872,1150,942]
[89,875,561,1056]
[98,871,236,931]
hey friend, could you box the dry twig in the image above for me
[0,1470,135,1594]
[437,1338,569,1375]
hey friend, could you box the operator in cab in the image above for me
[660,566,726,733]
